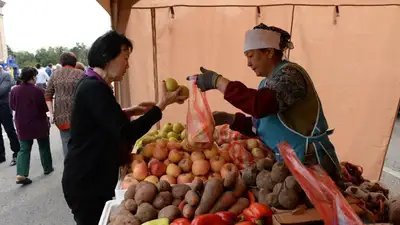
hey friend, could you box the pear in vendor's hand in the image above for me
[165,78,179,92]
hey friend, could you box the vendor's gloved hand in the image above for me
[213,111,235,126]
[187,67,221,92]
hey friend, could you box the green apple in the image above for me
[172,123,185,134]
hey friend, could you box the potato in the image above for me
[182,204,196,219]
[192,179,204,193]
[266,192,280,208]
[134,181,158,205]
[195,179,224,216]
[256,157,274,171]
[158,205,181,221]
[157,180,172,192]
[171,184,191,199]
[113,214,140,225]
[153,191,173,209]
[135,203,158,223]
[242,166,258,187]
[185,190,200,207]
[136,181,152,192]
[233,176,246,197]
[124,199,138,213]
[278,186,299,209]
[223,172,237,189]
[271,162,290,183]
[210,191,237,213]
[228,197,250,215]
[256,170,276,191]
[258,188,271,206]
[110,205,130,222]
[284,176,301,192]
[124,184,137,200]
[172,198,182,206]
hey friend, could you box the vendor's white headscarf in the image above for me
[244,29,281,52]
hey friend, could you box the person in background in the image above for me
[75,62,85,71]
[45,63,53,77]
[45,52,85,157]
[191,23,341,182]
[62,30,187,225]
[55,64,62,71]
[0,65,20,166]
[13,67,20,84]
[9,67,54,185]
[35,63,50,89]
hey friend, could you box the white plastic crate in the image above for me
[115,178,127,203]
[98,200,119,225]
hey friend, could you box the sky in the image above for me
[3,0,112,53]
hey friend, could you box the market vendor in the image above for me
[62,30,187,225]
[191,23,341,180]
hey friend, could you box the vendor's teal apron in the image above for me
[252,60,340,171]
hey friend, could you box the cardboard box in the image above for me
[272,203,364,225]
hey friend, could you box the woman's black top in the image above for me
[62,76,161,209]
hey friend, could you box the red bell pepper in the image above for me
[235,222,255,225]
[171,218,191,225]
[215,211,235,224]
[191,214,230,225]
[240,203,273,225]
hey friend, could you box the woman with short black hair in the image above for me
[9,67,54,185]
[62,30,187,225]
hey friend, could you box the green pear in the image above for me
[180,129,186,139]
[165,78,179,92]
[172,123,185,134]
[167,132,180,140]
[163,123,173,133]
[169,137,178,142]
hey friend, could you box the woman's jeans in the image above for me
[17,137,53,177]
[59,129,70,157]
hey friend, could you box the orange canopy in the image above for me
[97,0,400,180]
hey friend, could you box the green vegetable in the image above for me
[142,218,169,225]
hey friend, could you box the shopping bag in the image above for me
[184,78,215,151]
[278,142,364,225]
[227,141,255,169]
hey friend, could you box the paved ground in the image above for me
[380,117,400,197]
[0,125,75,225]
[0,120,399,225]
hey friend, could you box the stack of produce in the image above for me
[109,174,274,225]
[121,123,273,188]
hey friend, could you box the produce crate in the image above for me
[115,178,126,203]
[98,200,119,225]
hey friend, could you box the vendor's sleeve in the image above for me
[230,112,257,137]
[270,66,307,112]
[223,81,279,118]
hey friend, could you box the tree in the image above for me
[11,43,90,68]
[7,45,14,57]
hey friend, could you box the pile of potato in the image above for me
[109,171,253,224]
[242,158,304,210]
[110,180,191,224]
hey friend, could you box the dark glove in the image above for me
[213,111,235,126]
[187,67,221,92]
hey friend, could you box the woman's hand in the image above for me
[157,81,188,111]
[123,102,155,116]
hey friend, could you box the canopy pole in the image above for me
[287,5,296,60]
[151,8,161,130]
